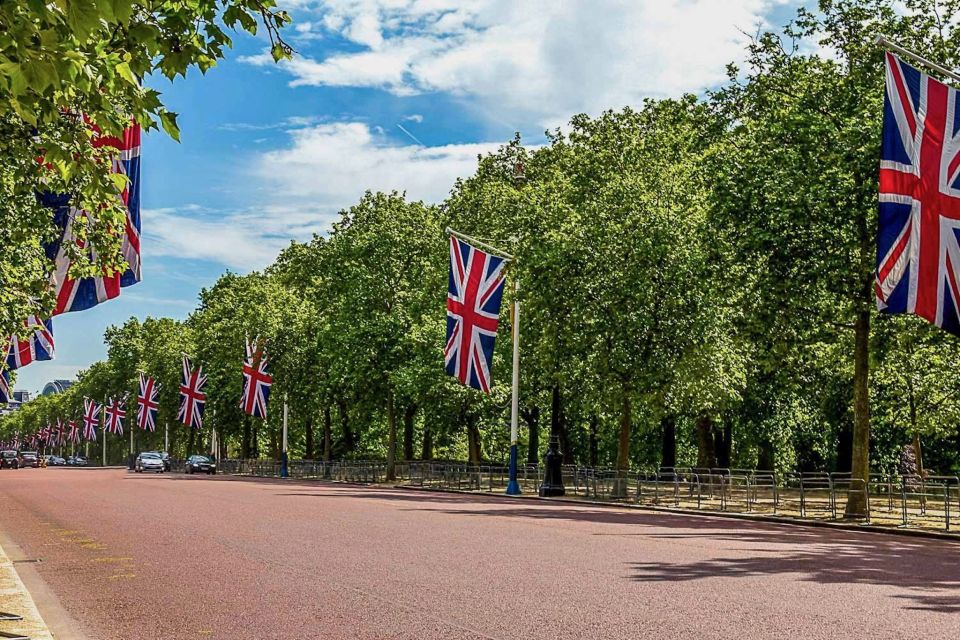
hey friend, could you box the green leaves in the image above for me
[66,0,99,41]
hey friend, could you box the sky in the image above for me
[15,0,804,396]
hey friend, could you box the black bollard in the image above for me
[538,435,566,497]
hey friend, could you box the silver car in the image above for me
[134,452,165,473]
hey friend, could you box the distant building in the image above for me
[0,390,31,416]
[41,380,73,396]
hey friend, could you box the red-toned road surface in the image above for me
[0,469,958,639]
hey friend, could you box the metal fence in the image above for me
[205,458,960,532]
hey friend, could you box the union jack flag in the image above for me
[6,316,54,370]
[104,397,126,436]
[0,370,9,405]
[876,53,960,334]
[178,356,207,429]
[67,419,80,445]
[82,397,100,441]
[240,337,272,419]
[41,122,141,315]
[444,234,508,393]
[137,373,160,432]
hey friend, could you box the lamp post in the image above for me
[506,277,521,495]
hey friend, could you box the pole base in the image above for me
[505,480,521,495]
[280,452,289,479]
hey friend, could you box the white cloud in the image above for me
[141,123,497,269]
[256,121,496,207]
[250,0,791,127]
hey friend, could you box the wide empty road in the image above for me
[0,469,958,639]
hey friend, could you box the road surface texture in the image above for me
[0,468,958,640]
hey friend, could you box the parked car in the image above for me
[135,452,165,473]
[19,451,39,468]
[45,455,66,466]
[66,455,89,467]
[0,450,19,469]
[185,455,217,475]
[160,451,172,472]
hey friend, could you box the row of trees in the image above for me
[5,1,960,503]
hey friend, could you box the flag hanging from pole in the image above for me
[40,122,142,315]
[5,316,54,370]
[67,419,80,445]
[82,397,100,441]
[178,356,207,429]
[875,52,960,334]
[104,397,126,436]
[137,373,160,432]
[0,370,10,405]
[240,337,272,419]
[444,234,507,393]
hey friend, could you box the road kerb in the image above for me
[0,541,53,640]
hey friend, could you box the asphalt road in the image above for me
[0,468,958,639]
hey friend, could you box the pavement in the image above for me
[0,468,958,639]
[0,534,53,640]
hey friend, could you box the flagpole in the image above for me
[876,35,960,84]
[165,421,169,453]
[281,393,289,479]
[506,276,522,495]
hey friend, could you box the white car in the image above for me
[135,452,165,473]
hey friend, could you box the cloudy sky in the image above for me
[16,0,803,394]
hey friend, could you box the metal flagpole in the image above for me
[165,421,169,453]
[506,277,521,495]
[281,394,289,478]
[876,35,960,84]
[102,420,106,467]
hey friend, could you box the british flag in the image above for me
[40,122,141,315]
[0,369,9,405]
[444,234,507,393]
[875,53,960,334]
[82,397,100,441]
[137,373,160,432]
[240,337,272,419]
[67,419,80,445]
[5,316,54,370]
[104,397,126,436]
[178,356,207,429]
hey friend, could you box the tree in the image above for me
[0,0,290,336]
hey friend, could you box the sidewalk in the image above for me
[0,542,53,640]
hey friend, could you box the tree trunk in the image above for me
[403,405,416,461]
[252,424,259,458]
[337,400,354,454]
[695,413,717,469]
[550,384,573,463]
[386,394,397,481]
[304,414,314,460]
[466,414,482,464]
[421,425,433,461]
[612,392,632,497]
[846,308,871,517]
[588,414,599,467]
[187,427,196,458]
[912,431,925,479]
[241,417,251,459]
[522,406,540,465]
[323,406,332,462]
[715,418,732,469]
[660,415,676,469]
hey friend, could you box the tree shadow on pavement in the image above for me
[284,486,960,614]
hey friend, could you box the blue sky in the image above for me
[16,0,803,395]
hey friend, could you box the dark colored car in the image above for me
[66,455,89,467]
[45,455,66,466]
[185,455,217,475]
[0,450,19,469]
[20,451,39,468]
[160,452,171,472]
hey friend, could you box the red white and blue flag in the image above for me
[67,420,80,445]
[876,53,960,334]
[178,356,207,429]
[104,397,126,436]
[0,370,10,405]
[41,122,142,315]
[6,316,54,370]
[444,234,507,393]
[82,398,100,441]
[240,337,272,419]
[137,373,160,432]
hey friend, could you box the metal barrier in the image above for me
[206,459,960,532]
